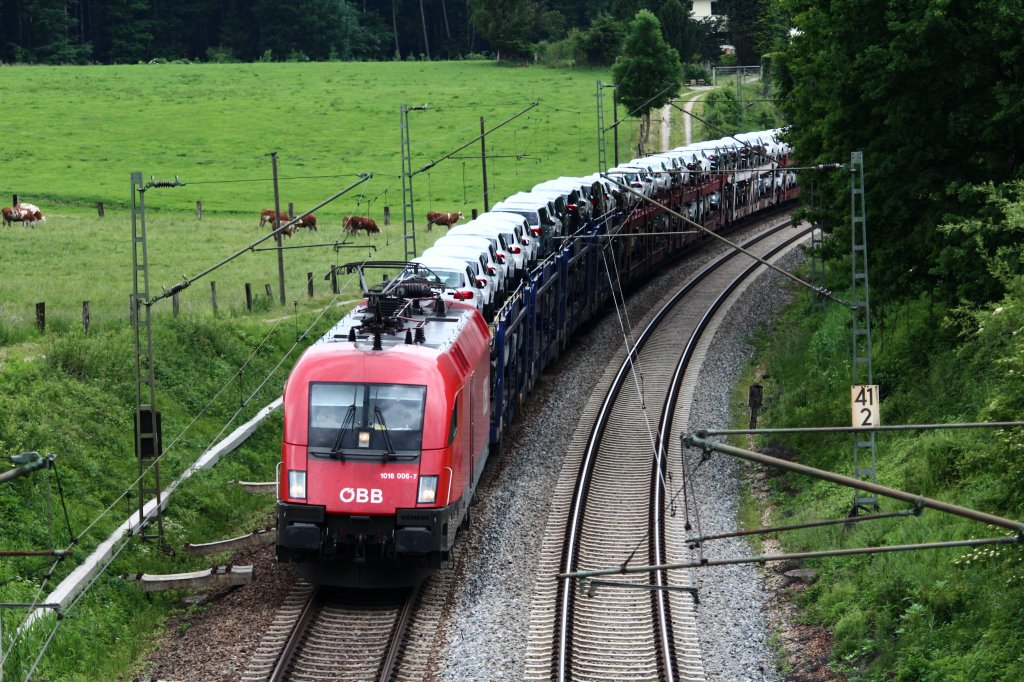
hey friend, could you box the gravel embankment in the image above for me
[437,224,803,681]
[141,218,802,681]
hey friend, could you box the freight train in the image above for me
[275,128,798,586]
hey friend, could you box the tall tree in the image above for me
[253,0,360,60]
[717,0,759,64]
[612,9,683,152]
[468,0,535,60]
[575,12,625,66]
[658,0,697,63]
[777,0,1024,306]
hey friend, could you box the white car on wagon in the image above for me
[432,233,508,295]
[444,223,515,283]
[407,256,490,317]
[420,246,498,312]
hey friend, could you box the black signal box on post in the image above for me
[135,409,162,459]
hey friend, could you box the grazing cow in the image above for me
[296,213,317,231]
[259,208,289,228]
[2,204,44,227]
[2,206,19,227]
[342,215,380,236]
[425,210,463,231]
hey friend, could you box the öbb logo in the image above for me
[340,487,383,504]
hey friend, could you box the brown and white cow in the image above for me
[425,210,463,231]
[295,213,317,231]
[2,204,45,227]
[259,208,289,228]
[342,215,380,236]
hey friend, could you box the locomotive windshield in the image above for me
[308,382,426,458]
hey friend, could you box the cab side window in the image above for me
[448,393,460,445]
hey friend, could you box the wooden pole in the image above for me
[480,116,490,212]
[265,283,273,299]
[271,152,286,306]
[210,281,218,316]
[96,202,105,218]
[172,293,180,317]
[245,283,253,312]
[331,267,339,294]
[82,300,90,333]
[307,272,314,298]
[35,302,44,333]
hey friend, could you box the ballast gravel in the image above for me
[141,218,803,681]
[437,223,802,681]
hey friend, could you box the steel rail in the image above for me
[554,220,795,682]
[268,585,320,682]
[377,584,421,681]
[650,225,812,676]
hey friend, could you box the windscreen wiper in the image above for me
[329,405,357,458]
[373,406,397,462]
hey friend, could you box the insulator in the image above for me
[373,332,383,351]
[348,327,357,342]
[396,283,432,299]
[415,326,426,344]
[405,329,413,345]
[433,298,445,316]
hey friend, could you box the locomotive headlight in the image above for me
[288,470,307,500]
[417,475,439,504]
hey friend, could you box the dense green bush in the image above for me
[0,308,336,680]
[754,265,1024,679]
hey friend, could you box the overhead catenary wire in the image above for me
[10,266,367,674]
[148,173,372,306]
[184,172,372,186]
[596,240,673,521]
[602,173,848,306]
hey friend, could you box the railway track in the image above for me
[241,580,421,681]
[525,220,811,681]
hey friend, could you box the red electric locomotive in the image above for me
[276,262,491,587]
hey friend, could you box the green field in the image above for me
[0,61,689,339]
[0,61,706,679]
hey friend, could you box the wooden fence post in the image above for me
[82,301,90,333]
[288,202,295,218]
[96,202,105,218]
[172,293,180,317]
[196,201,202,221]
[245,283,253,312]
[307,272,314,299]
[35,302,45,333]
[210,281,218,316]
[265,283,273,299]
[331,267,339,294]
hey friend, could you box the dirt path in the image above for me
[659,87,710,151]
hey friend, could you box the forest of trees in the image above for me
[0,0,772,66]
[776,0,1024,309]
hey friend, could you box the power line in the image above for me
[184,172,372,186]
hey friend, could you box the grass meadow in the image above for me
[0,61,708,342]
[0,61,705,680]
